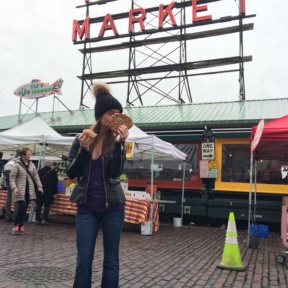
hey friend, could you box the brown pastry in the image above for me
[82,129,97,139]
[109,114,133,133]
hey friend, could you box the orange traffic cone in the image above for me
[217,212,246,271]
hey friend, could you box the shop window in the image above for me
[256,160,288,184]
[124,143,198,181]
[221,144,288,184]
[222,144,250,183]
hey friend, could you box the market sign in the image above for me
[14,78,63,99]
[201,142,214,160]
[72,0,246,41]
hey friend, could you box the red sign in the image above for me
[72,0,246,41]
[251,119,264,152]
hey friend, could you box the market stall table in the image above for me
[0,191,159,231]
[124,198,159,232]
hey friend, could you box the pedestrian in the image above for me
[3,148,20,222]
[9,147,43,235]
[36,159,58,225]
[67,82,129,288]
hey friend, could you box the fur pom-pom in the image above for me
[92,82,111,98]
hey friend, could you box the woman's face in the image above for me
[22,150,32,162]
[101,109,121,130]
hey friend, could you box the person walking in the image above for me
[36,160,58,225]
[9,147,43,235]
[67,82,129,288]
[3,148,20,222]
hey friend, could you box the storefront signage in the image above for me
[72,0,246,41]
[201,142,215,160]
[199,160,218,178]
[14,78,63,99]
[52,161,67,177]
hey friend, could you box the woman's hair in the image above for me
[90,121,116,157]
[19,147,32,157]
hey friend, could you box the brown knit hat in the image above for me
[93,83,123,120]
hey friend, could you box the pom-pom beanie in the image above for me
[93,82,123,120]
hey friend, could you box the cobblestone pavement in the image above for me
[0,216,287,288]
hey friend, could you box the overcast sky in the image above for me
[0,0,287,117]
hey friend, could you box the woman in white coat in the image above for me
[9,147,43,235]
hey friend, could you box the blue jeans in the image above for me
[14,200,28,227]
[73,208,124,288]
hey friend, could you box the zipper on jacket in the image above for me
[85,158,92,204]
[102,156,108,208]
[120,143,123,172]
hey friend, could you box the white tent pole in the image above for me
[149,135,155,235]
[37,144,43,170]
[253,160,257,223]
[247,151,253,247]
[181,161,186,223]
[42,144,47,168]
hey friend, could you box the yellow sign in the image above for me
[208,160,217,169]
[125,141,135,158]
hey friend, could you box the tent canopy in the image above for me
[0,117,74,159]
[251,115,288,161]
[127,125,186,161]
[0,117,186,161]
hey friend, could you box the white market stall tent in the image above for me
[0,116,186,162]
[0,117,75,164]
[126,125,186,161]
[126,125,187,233]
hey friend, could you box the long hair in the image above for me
[89,120,116,157]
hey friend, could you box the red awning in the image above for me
[251,115,288,160]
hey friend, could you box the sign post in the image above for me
[248,119,264,248]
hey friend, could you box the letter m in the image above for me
[72,17,90,41]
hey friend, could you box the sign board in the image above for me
[199,160,218,178]
[251,119,264,152]
[72,0,247,41]
[201,143,215,160]
[14,78,63,99]
[125,141,135,158]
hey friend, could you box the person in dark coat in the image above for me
[36,160,58,225]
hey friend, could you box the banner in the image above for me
[125,141,135,158]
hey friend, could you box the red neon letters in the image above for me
[72,0,246,41]
[129,8,146,33]
[159,2,177,28]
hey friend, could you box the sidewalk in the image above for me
[0,216,287,288]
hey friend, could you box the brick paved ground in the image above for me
[0,216,287,288]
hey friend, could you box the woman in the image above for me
[67,82,129,288]
[9,147,43,235]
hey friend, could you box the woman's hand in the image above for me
[38,187,43,193]
[13,188,18,196]
[78,133,94,151]
[117,124,129,142]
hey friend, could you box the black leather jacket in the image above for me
[66,136,126,207]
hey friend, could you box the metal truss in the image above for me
[75,0,255,108]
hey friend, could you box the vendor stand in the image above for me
[0,190,159,233]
